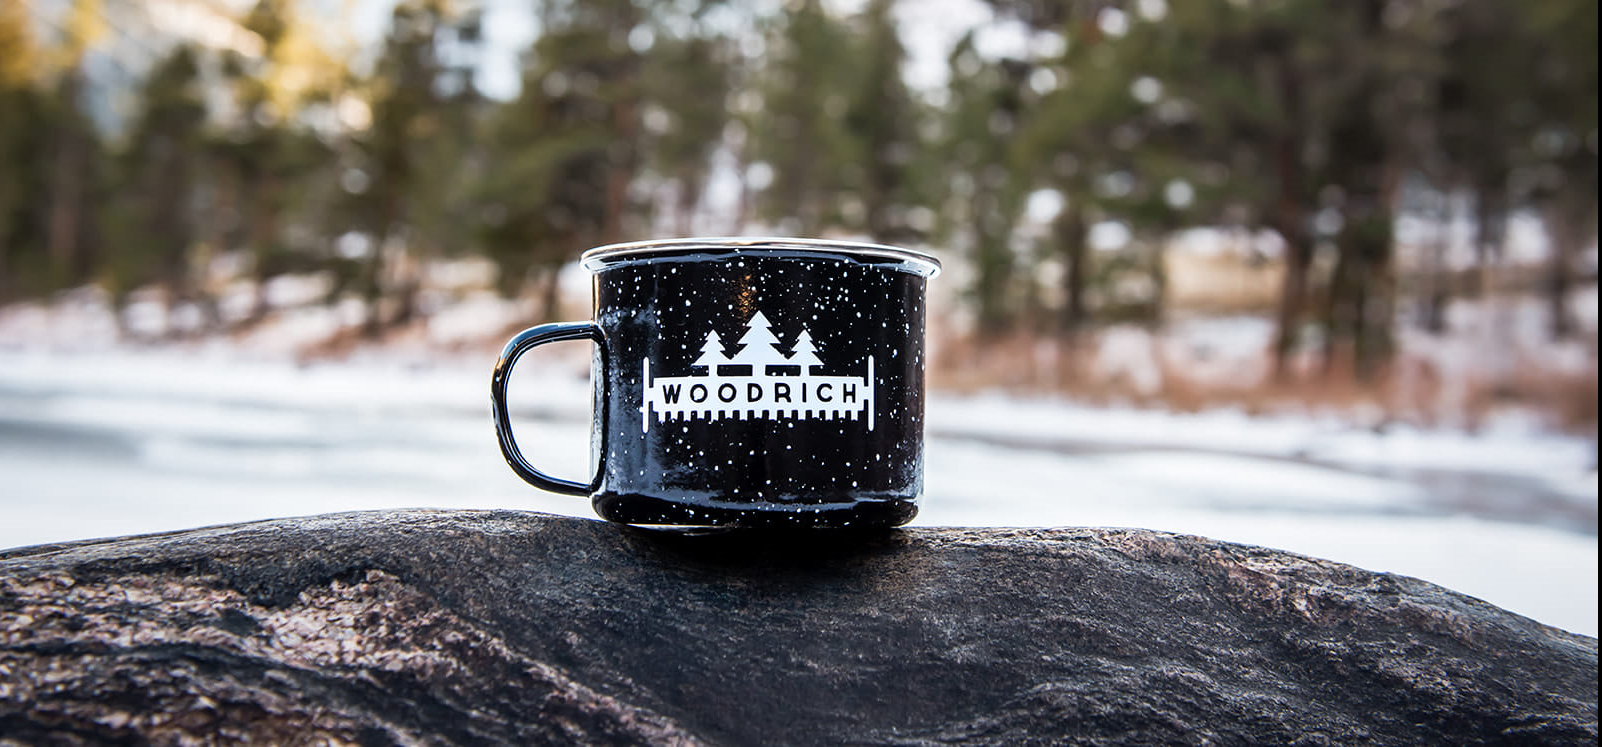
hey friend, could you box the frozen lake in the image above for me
[0,348,1595,636]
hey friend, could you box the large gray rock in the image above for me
[0,509,1595,745]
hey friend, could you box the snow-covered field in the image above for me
[0,346,1594,636]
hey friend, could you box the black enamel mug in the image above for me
[491,237,941,528]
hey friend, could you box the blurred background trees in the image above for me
[1,0,1596,418]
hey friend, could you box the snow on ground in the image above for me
[0,347,1594,636]
[930,392,1598,488]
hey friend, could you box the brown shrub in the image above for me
[929,327,1599,435]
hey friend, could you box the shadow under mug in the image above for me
[491,237,941,529]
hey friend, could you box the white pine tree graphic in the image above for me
[728,311,790,366]
[639,307,875,432]
[789,329,823,373]
[691,330,727,370]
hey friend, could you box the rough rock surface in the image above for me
[0,509,1595,745]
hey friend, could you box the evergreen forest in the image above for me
[2,0,1596,418]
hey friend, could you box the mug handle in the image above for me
[491,322,607,496]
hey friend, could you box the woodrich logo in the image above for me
[642,311,874,432]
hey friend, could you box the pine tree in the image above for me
[474,0,642,318]
[41,0,103,289]
[101,45,207,334]
[1519,0,1597,340]
[730,311,787,366]
[842,0,922,243]
[789,329,823,372]
[642,33,733,235]
[217,0,339,323]
[936,34,1030,332]
[0,2,50,301]
[748,0,858,235]
[347,0,448,335]
[692,330,727,369]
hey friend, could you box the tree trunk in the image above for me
[972,236,1011,334]
[46,71,87,287]
[0,178,13,301]
[360,232,391,338]
[602,39,641,247]
[1472,188,1506,299]
[733,153,753,234]
[360,240,387,339]
[970,180,1015,334]
[676,169,702,237]
[1419,190,1450,334]
[1542,200,1583,340]
[1057,201,1088,337]
[360,183,406,338]
[1272,232,1311,380]
[538,266,562,323]
[151,134,198,340]
[1269,58,1308,382]
[1469,187,1517,387]
[1321,245,1354,378]
[1355,241,1390,382]
[1355,164,1400,382]
[249,171,282,322]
